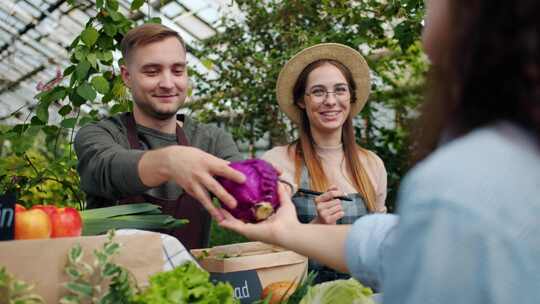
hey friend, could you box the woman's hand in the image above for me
[218,183,300,246]
[312,185,345,225]
[220,183,353,273]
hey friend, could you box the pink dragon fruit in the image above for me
[218,159,280,223]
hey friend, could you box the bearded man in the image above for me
[74,24,244,249]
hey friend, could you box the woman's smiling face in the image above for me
[298,63,352,134]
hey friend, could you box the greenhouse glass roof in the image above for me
[0,0,235,124]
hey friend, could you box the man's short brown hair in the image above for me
[120,23,186,63]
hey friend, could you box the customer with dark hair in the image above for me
[220,0,540,302]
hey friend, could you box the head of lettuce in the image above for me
[300,278,376,304]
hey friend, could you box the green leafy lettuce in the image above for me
[299,278,375,304]
[133,262,237,304]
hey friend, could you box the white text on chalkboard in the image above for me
[0,206,14,228]
[234,280,251,299]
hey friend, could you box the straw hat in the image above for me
[276,43,371,124]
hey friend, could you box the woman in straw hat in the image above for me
[261,43,387,284]
[220,0,540,302]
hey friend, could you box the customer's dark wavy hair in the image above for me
[413,0,540,162]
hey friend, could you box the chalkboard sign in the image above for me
[0,192,16,241]
[210,270,263,304]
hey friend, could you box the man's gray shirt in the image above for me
[74,113,242,208]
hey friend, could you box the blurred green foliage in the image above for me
[190,0,428,211]
[0,126,82,209]
[0,0,137,209]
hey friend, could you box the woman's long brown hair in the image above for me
[288,59,377,212]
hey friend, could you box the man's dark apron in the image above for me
[117,113,211,249]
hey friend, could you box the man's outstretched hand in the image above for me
[138,145,246,220]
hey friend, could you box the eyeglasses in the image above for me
[305,85,351,102]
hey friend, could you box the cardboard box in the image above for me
[0,233,163,303]
[191,241,308,304]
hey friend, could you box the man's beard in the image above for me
[134,97,183,121]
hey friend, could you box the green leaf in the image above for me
[26,125,41,137]
[146,17,162,24]
[68,243,83,264]
[108,10,121,22]
[10,124,29,135]
[38,86,67,104]
[63,65,76,77]
[78,116,95,127]
[201,58,214,70]
[106,229,116,240]
[87,52,97,68]
[69,36,80,50]
[76,61,91,81]
[74,47,89,61]
[96,0,104,9]
[101,91,114,103]
[81,27,99,47]
[36,101,50,123]
[69,73,77,87]
[98,51,113,62]
[111,76,127,99]
[101,262,119,277]
[65,266,81,280]
[106,0,119,11]
[64,282,93,298]
[42,125,59,136]
[103,23,117,37]
[103,242,120,256]
[97,35,114,49]
[91,76,110,94]
[51,87,67,102]
[131,0,145,11]
[61,118,78,129]
[12,279,32,294]
[76,83,97,101]
[109,103,127,115]
[69,90,86,107]
[59,105,73,116]
[121,22,133,35]
[94,251,108,265]
[59,294,81,304]
[34,90,48,100]
[395,21,416,51]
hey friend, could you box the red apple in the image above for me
[15,209,52,240]
[49,207,82,238]
[32,204,58,218]
[15,203,26,212]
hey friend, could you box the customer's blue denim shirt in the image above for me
[345,122,540,304]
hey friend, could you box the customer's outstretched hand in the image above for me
[218,183,300,246]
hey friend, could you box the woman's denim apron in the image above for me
[292,166,368,284]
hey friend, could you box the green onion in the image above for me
[80,203,188,236]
